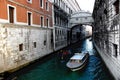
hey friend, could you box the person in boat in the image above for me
[61,50,69,60]
[63,50,69,55]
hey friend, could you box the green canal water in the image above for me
[9,38,114,80]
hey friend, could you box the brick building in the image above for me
[0,0,54,74]
[0,0,53,27]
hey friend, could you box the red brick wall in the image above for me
[17,6,27,23]
[0,0,53,27]
[33,12,40,25]
[0,0,8,19]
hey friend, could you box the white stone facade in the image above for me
[0,23,53,73]
[93,0,120,79]
[52,0,81,51]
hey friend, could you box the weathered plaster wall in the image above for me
[0,23,53,73]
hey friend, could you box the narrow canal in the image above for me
[8,38,114,80]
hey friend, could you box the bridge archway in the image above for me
[69,11,94,43]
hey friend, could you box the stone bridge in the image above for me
[69,11,94,28]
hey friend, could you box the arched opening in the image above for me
[69,11,94,43]
[70,24,92,43]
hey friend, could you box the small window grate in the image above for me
[34,42,37,48]
[19,44,23,51]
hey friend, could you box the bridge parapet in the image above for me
[69,11,94,28]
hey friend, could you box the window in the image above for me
[41,16,44,27]
[104,9,107,15]
[9,6,14,23]
[46,18,49,27]
[19,44,23,51]
[33,42,36,48]
[113,44,118,57]
[40,0,43,8]
[113,0,119,15]
[28,12,31,25]
[76,18,78,21]
[44,40,46,45]
[27,0,32,3]
[46,2,49,11]
[54,0,58,3]
[51,32,53,44]
[59,0,60,6]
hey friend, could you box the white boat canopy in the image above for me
[70,53,85,60]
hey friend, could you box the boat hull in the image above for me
[71,56,88,71]
[66,53,89,71]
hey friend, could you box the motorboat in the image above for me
[66,52,89,71]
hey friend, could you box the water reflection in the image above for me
[17,38,114,80]
[76,39,94,55]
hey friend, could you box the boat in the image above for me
[89,38,92,41]
[66,52,89,71]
